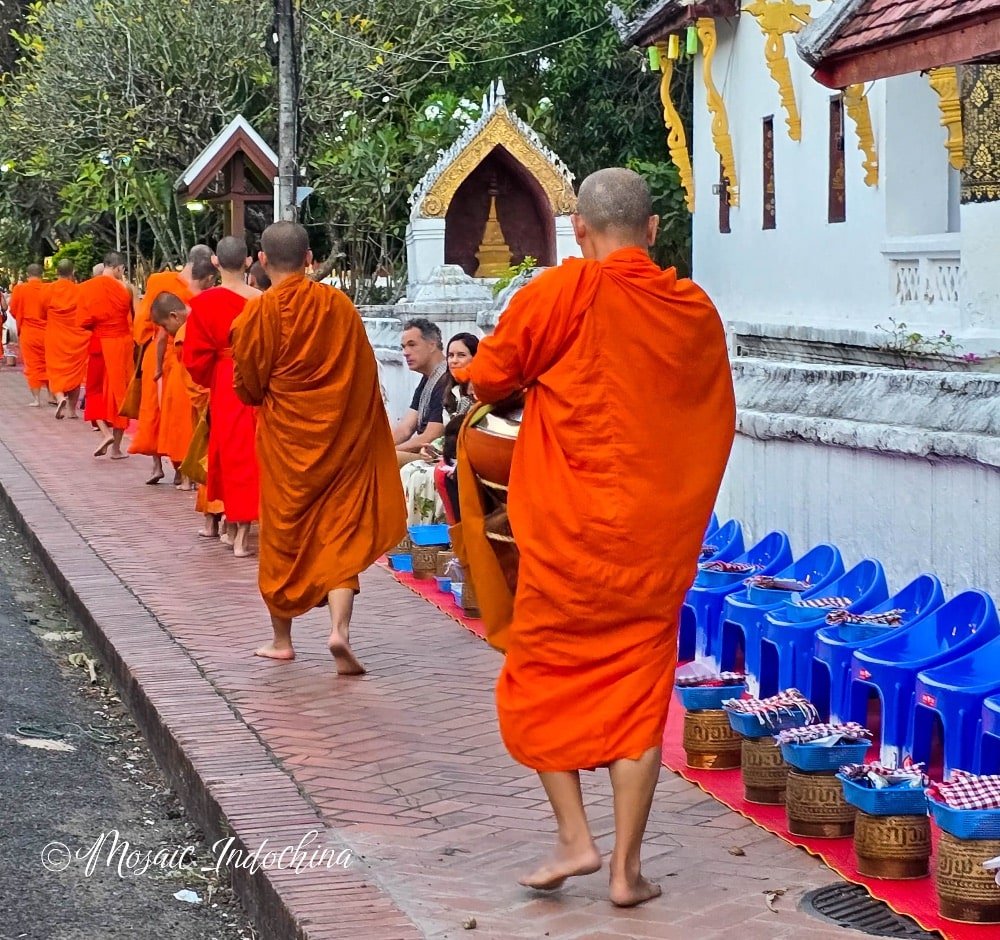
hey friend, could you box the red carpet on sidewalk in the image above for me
[383,560,996,940]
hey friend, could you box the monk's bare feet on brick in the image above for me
[257,616,295,661]
[146,457,165,485]
[219,522,236,546]
[254,643,295,661]
[233,523,253,558]
[198,514,221,538]
[609,869,661,908]
[327,630,365,676]
[54,397,67,419]
[93,436,114,457]
[109,447,128,460]
[519,839,602,890]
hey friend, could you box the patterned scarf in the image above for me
[417,360,448,428]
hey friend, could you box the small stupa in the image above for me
[474,178,513,278]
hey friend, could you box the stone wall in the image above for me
[718,359,1000,597]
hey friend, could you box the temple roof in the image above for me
[798,0,1000,87]
[409,80,576,221]
[176,114,277,196]
[621,0,740,48]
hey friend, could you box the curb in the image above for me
[0,441,420,939]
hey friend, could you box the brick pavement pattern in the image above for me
[0,369,865,939]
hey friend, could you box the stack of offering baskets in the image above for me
[928,771,1000,923]
[723,689,818,805]
[675,670,747,770]
[838,761,931,880]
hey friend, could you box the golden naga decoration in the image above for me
[657,47,695,213]
[697,18,739,206]
[744,0,812,141]
[474,184,514,278]
[927,67,965,170]
[843,84,879,186]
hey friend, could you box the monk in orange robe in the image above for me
[10,264,50,406]
[78,252,136,459]
[456,169,736,906]
[129,245,212,483]
[230,222,405,675]
[155,257,217,489]
[43,259,88,420]
[183,236,262,557]
[78,263,107,427]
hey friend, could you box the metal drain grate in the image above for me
[800,884,942,938]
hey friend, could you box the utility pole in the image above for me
[276,0,298,221]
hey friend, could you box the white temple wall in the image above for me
[717,437,1000,599]
[691,11,963,340]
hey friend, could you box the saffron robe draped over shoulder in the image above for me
[457,248,736,773]
[78,276,134,431]
[43,279,88,395]
[184,287,260,523]
[129,272,191,456]
[10,279,48,388]
[157,332,195,464]
[230,274,406,619]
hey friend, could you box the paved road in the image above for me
[0,508,253,940]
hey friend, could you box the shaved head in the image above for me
[261,221,310,273]
[103,251,125,269]
[248,261,271,290]
[188,243,212,265]
[57,259,74,278]
[92,263,105,277]
[577,168,653,235]
[215,236,249,273]
[191,257,217,282]
[151,290,187,326]
[26,263,42,278]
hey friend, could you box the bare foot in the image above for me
[55,399,67,419]
[68,412,80,420]
[519,841,602,890]
[171,469,182,486]
[197,524,219,539]
[254,644,295,661]
[93,436,114,457]
[327,631,366,676]
[233,525,253,558]
[27,400,39,408]
[110,449,128,460]
[219,526,235,547]
[609,874,661,908]
[146,470,165,485]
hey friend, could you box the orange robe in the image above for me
[184,287,260,523]
[175,329,223,515]
[78,277,134,431]
[458,249,736,773]
[157,333,195,463]
[10,278,48,388]
[76,278,107,422]
[231,274,406,619]
[43,278,88,395]
[129,272,192,456]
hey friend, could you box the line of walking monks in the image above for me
[9,241,268,557]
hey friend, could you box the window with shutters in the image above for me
[829,95,847,223]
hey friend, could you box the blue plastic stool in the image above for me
[912,630,1000,775]
[718,543,844,696]
[679,520,744,660]
[812,574,944,722]
[758,559,889,700]
[850,591,1000,766]
[688,530,792,669]
[978,695,1000,774]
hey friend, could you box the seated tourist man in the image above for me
[393,317,449,467]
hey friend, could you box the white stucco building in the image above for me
[626,0,1000,597]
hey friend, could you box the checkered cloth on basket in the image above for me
[825,608,906,626]
[929,770,1000,810]
[723,688,819,727]
[700,543,719,559]
[840,761,928,788]
[675,671,746,689]
[775,722,871,745]
[745,574,812,591]
[792,595,853,609]
[700,560,759,573]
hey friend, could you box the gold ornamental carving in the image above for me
[697,18,739,206]
[843,84,879,186]
[744,0,812,142]
[657,47,695,213]
[683,710,742,769]
[928,66,965,170]
[854,811,930,880]
[936,832,1000,922]
[419,107,576,219]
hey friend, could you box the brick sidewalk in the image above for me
[0,368,861,939]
